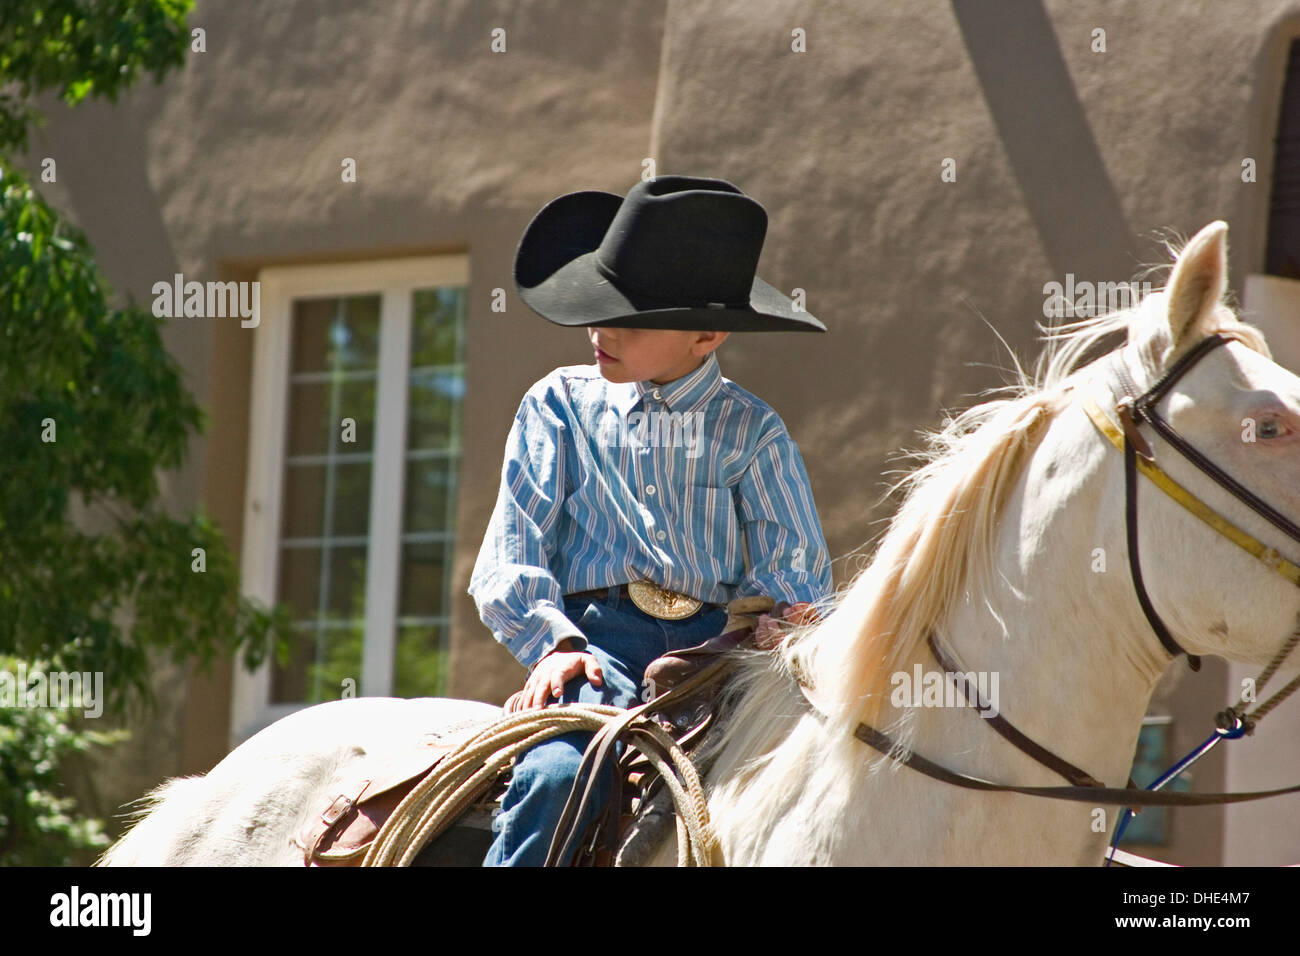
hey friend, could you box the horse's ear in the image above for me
[1164,221,1229,347]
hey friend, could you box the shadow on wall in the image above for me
[950,0,1139,281]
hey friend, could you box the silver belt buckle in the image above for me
[626,579,703,620]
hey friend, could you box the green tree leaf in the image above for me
[0,0,292,865]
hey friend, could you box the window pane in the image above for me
[411,288,465,367]
[271,626,316,703]
[292,295,381,373]
[282,462,373,539]
[394,625,444,698]
[277,546,321,614]
[323,544,369,619]
[274,543,369,625]
[406,370,463,451]
[399,541,447,619]
[287,378,377,455]
[273,290,383,706]
[403,460,453,533]
[390,285,465,699]
[271,543,368,704]
[272,622,364,705]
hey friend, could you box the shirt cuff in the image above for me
[743,573,830,609]
[517,603,588,672]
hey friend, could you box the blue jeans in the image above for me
[483,585,728,866]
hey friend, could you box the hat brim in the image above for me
[513,189,826,332]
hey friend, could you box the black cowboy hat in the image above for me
[513,176,826,332]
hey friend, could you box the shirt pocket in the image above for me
[683,484,742,577]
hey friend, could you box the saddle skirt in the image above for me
[297,718,495,866]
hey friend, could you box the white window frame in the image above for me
[231,254,469,746]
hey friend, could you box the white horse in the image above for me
[101,221,1300,866]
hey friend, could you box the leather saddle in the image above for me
[297,738,471,866]
[298,598,788,867]
[641,599,788,732]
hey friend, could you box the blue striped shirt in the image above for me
[469,350,832,670]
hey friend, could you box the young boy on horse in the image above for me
[469,175,833,866]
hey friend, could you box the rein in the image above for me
[798,614,1300,810]
[816,689,1300,808]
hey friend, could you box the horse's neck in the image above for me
[920,405,1169,791]
[698,406,1174,865]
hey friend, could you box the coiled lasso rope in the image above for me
[364,597,779,867]
[362,701,718,867]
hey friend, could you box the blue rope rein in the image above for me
[1103,713,1249,866]
[1104,617,1300,866]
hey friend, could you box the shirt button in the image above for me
[645,484,656,496]
[651,388,663,401]
[656,530,666,542]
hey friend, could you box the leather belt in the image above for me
[564,580,724,621]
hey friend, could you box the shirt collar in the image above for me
[630,351,724,414]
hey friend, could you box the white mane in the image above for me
[697,285,1269,858]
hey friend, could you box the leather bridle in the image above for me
[811,332,1300,812]
[1095,332,1300,671]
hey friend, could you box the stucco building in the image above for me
[21,0,1300,865]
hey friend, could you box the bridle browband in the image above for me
[1122,334,1300,547]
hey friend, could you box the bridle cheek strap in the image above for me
[1079,333,1300,670]
[1121,428,1200,669]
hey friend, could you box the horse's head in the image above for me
[1097,221,1300,667]
[775,219,1299,739]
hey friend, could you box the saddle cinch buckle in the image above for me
[626,579,703,620]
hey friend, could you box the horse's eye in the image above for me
[1257,417,1288,440]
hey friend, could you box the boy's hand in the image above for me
[754,601,820,650]
[505,643,604,713]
